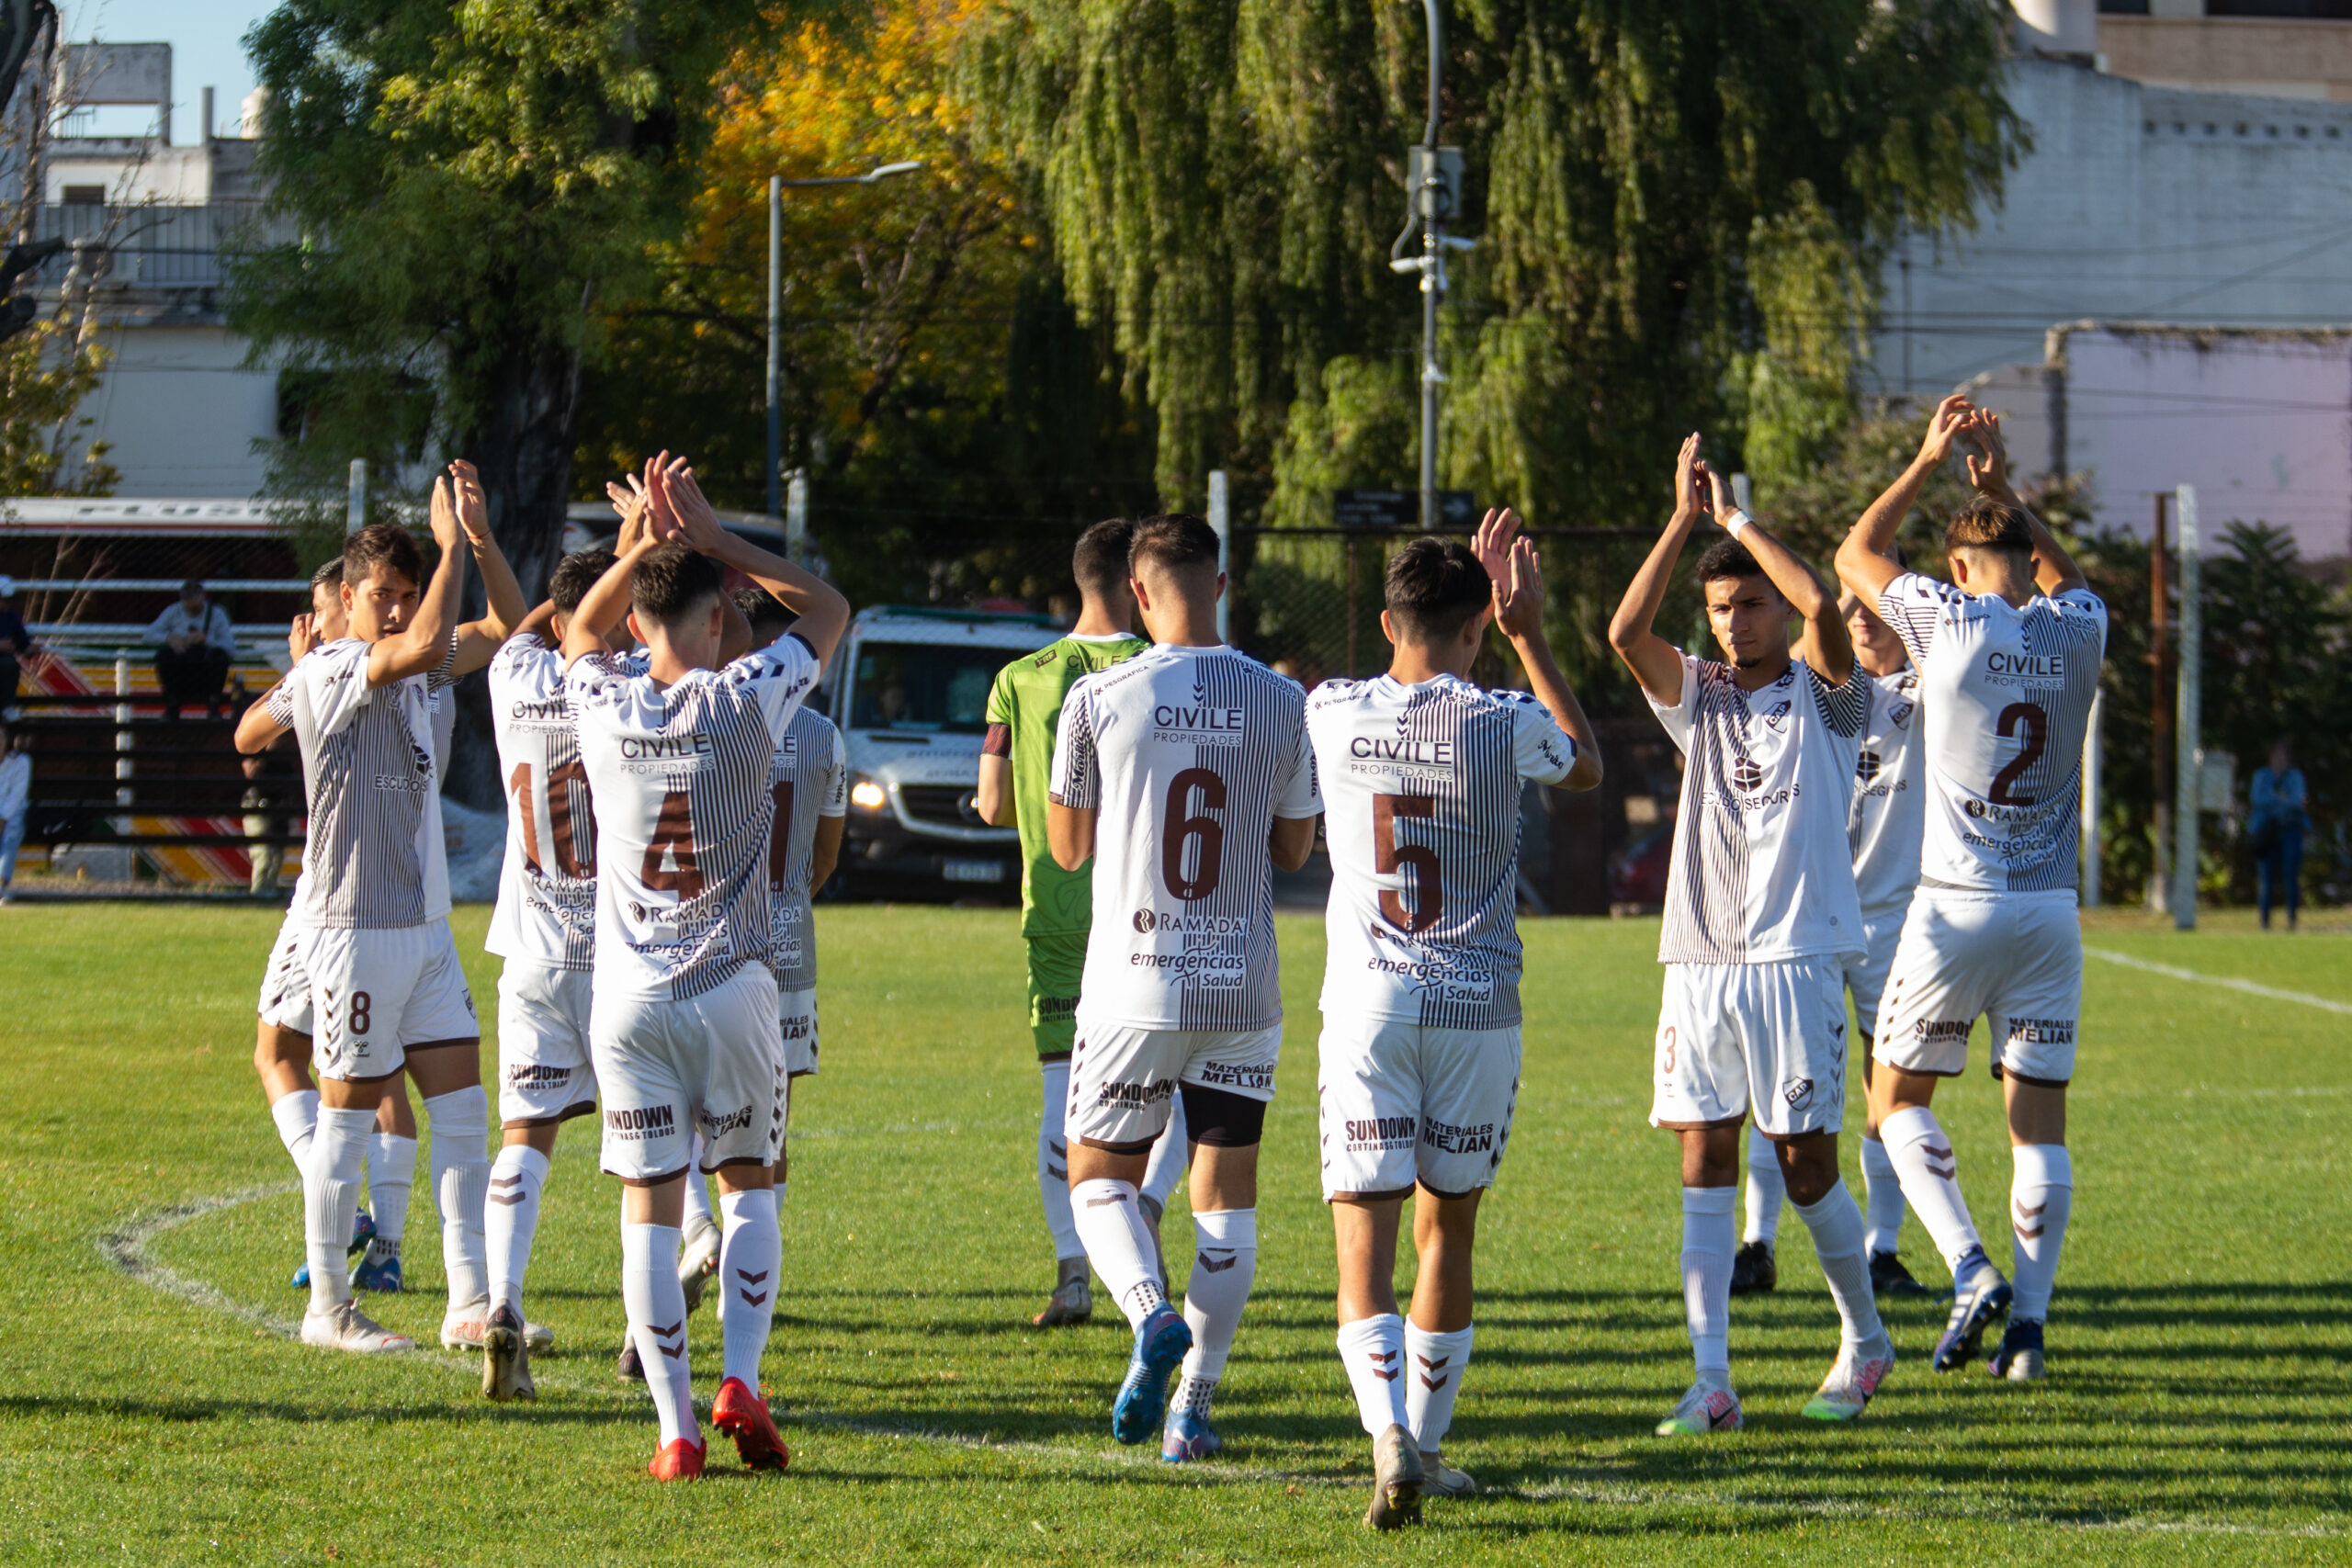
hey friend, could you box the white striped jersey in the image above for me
[268,637,451,930]
[1875,574,2108,895]
[486,637,645,970]
[1849,665,1926,916]
[1307,674,1576,1029]
[765,705,847,992]
[1649,653,1866,965]
[1049,644,1320,1032]
[567,635,820,1000]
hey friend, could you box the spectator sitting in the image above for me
[241,750,285,897]
[0,721,27,904]
[145,578,238,720]
[2249,737,2312,932]
[0,575,30,720]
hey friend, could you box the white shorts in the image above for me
[1874,889,2083,1085]
[258,916,314,1034]
[1067,1018,1281,1149]
[592,964,784,1182]
[778,986,819,1078]
[1317,1016,1520,1200]
[1844,906,1910,1040]
[496,961,598,1126]
[1651,959,1850,1138]
[307,923,481,1081]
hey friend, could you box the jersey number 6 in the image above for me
[1161,767,1225,901]
[1374,793,1443,932]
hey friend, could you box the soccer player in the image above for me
[1310,515,1601,1528]
[1608,436,1894,1436]
[1732,583,1932,1300]
[238,467,515,1354]
[977,519,1189,1327]
[1046,514,1321,1461]
[563,456,848,1481]
[1836,400,2106,1382]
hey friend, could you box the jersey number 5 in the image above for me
[1374,793,1443,932]
[1989,701,2048,807]
[642,789,707,899]
[1161,767,1225,901]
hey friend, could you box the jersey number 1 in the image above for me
[642,789,707,899]
[1374,793,1443,932]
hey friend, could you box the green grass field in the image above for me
[1,903,2346,1564]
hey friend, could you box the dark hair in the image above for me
[1073,518,1137,599]
[180,577,206,596]
[342,524,424,590]
[1128,513,1220,581]
[629,543,725,626]
[1944,495,2034,560]
[1694,537,1770,589]
[309,558,344,592]
[549,548,617,615]
[731,585,793,642]
[1384,536,1491,643]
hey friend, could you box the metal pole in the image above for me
[1418,0,1442,533]
[1206,468,1230,644]
[113,654,132,827]
[2081,688,2102,908]
[785,469,808,568]
[345,458,367,536]
[2148,492,2170,912]
[1345,535,1361,676]
[767,175,784,523]
[2172,484,2200,929]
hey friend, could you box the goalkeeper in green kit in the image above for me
[978,518,1189,1325]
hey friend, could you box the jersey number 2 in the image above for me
[1161,767,1225,901]
[1374,793,1443,932]
[1989,702,2048,807]
[642,789,707,899]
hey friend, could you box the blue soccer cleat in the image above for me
[1162,1406,1221,1462]
[289,1210,377,1289]
[1111,1305,1192,1446]
[352,1247,403,1294]
[1933,1247,2012,1372]
[1987,1317,2046,1382]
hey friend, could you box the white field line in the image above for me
[93,1185,2346,1537]
[2085,947,2352,1018]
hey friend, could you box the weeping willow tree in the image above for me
[960,1,2022,531]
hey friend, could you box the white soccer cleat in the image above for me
[1654,1380,1743,1436]
[301,1300,414,1355]
[1802,1337,1895,1422]
[1420,1455,1477,1497]
[441,1299,555,1352]
[678,1217,722,1315]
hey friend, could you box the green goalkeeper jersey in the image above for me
[982,631,1150,938]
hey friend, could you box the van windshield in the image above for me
[847,641,1005,734]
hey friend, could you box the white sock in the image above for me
[1037,1064,1080,1260]
[368,1132,416,1248]
[1878,1105,1984,1280]
[2009,1145,2074,1322]
[424,1088,492,1312]
[305,1106,374,1313]
[484,1144,548,1316]
[1140,1094,1189,1210]
[1742,1128,1784,1246]
[1179,1208,1254,1390]
[1405,1321,1474,1456]
[1679,1186,1736,1377]
[1336,1313,1409,1437]
[683,1133,716,1234]
[622,1223,695,1448]
[1069,1178,1165,1329]
[1860,1134,1907,1256]
[1792,1179,1886,1348]
[271,1089,319,1179]
[718,1188,781,1390]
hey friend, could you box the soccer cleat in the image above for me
[616,1337,645,1382]
[1933,1250,2014,1372]
[1988,1318,2046,1382]
[481,1304,536,1403]
[1802,1337,1895,1422]
[1161,1407,1221,1463]
[1420,1456,1477,1497]
[442,1302,555,1353]
[678,1217,722,1316]
[1032,1256,1092,1327]
[1364,1423,1425,1529]
[288,1210,379,1290]
[352,1247,403,1295]
[1729,1239,1777,1295]
[1110,1304,1193,1445]
[647,1438,707,1483]
[1655,1381,1744,1436]
[1869,1250,1930,1299]
[300,1299,414,1355]
[711,1376,791,1472]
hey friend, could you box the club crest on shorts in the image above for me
[1781,1077,1815,1111]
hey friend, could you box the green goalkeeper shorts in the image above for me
[1025,930,1086,1058]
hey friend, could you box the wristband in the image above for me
[1721,508,1752,539]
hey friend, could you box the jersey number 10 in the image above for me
[508,760,594,878]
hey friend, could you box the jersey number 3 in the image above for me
[1374,793,1443,932]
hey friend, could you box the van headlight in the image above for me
[849,775,888,811]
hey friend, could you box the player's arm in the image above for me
[650,457,851,665]
[1703,468,1851,685]
[1838,392,1972,604]
[368,471,473,686]
[1607,433,1708,705]
[1961,409,2087,597]
[562,533,662,670]
[235,613,322,753]
[511,600,560,646]
[810,816,844,889]
[1476,508,1602,791]
[1046,800,1094,871]
[1269,813,1317,873]
[444,461,529,675]
[977,752,1014,828]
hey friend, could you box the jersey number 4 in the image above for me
[508,759,594,877]
[1374,793,1443,932]
[642,789,707,899]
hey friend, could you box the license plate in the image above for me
[942,857,1004,884]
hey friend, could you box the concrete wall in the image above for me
[78,324,277,498]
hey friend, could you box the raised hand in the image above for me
[1963,409,2011,495]
[1493,536,1546,642]
[606,474,651,554]
[1471,506,1522,587]
[1702,461,1736,523]
[654,460,729,555]
[427,472,462,553]
[639,452,684,547]
[447,459,491,543]
[1917,393,1973,468]
[287,612,322,665]
[1673,433,1703,518]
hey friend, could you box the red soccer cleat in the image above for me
[711,1376,790,1472]
[647,1438,707,1482]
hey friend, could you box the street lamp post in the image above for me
[1387,0,1471,532]
[765,161,923,524]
